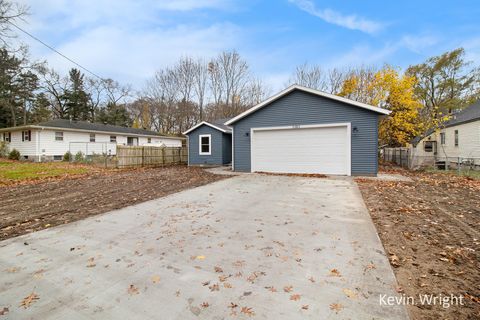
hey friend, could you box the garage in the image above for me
[251,123,351,175]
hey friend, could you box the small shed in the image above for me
[183,119,232,166]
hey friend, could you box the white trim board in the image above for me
[226,85,390,126]
[250,122,351,176]
[183,121,231,135]
[198,134,212,155]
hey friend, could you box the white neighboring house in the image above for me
[411,101,480,168]
[0,119,184,162]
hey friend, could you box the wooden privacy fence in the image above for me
[116,146,187,168]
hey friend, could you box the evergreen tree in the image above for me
[62,68,91,121]
[30,92,52,123]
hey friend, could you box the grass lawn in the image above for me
[0,160,95,185]
[426,168,480,180]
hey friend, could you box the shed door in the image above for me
[251,125,350,175]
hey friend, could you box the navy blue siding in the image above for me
[232,90,380,175]
[222,133,232,164]
[187,125,231,165]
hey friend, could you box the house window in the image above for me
[3,132,11,142]
[454,130,459,146]
[199,134,211,155]
[147,138,151,143]
[22,130,31,142]
[90,133,95,142]
[110,135,117,143]
[424,141,435,152]
[55,132,63,141]
[440,132,445,145]
[53,155,62,161]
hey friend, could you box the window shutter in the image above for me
[22,131,24,141]
[28,130,31,141]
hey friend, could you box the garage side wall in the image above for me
[232,90,379,175]
[187,125,227,165]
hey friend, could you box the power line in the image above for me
[7,20,105,81]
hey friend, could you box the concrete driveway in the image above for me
[0,174,408,319]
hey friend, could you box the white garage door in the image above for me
[251,124,350,175]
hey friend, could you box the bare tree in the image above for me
[328,68,349,94]
[0,0,28,45]
[287,63,329,91]
[36,65,69,119]
[192,58,208,121]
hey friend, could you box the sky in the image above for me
[15,0,480,92]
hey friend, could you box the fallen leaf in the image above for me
[86,257,96,268]
[265,286,277,292]
[127,284,139,295]
[214,266,223,273]
[241,306,255,316]
[151,275,160,283]
[308,276,315,283]
[301,305,309,310]
[196,255,206,260]
[0,307,9,315]
[223,282,232,288]
[329,303,344,314]
[200,302,209,308]
[209,283,220,292]
[329,269,341,277]
[290,294,301,301]
[20,292,39,308]
[343,288,358,299]
[202,281,210,286]
[283,285,293,293]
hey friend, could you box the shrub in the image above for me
[63,151,72,162]
[74,151,85,162]
[0,141,8,158]
[8,148,20,160]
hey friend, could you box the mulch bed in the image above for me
[0,166,227,241]
[356,166,480,320]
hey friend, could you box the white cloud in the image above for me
[22,23,241,88]
[288,0,383,34]
[15,0,240,89]
[399,34,439,53]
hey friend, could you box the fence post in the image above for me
[458,157,461,174]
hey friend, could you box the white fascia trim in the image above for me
[198,134,212,155]
[183,121,231,135]
[0,125,184,140]
[225,85,391,126]
[231,126,235,170]
[250,122,352,176]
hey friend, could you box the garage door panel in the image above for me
[251,126,349,175]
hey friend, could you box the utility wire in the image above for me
[8,20,106,81]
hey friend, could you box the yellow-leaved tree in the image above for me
[339,66,424,147]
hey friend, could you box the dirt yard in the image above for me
[0,165,226,241]
[356,166,480,320]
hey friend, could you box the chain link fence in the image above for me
[380,147,480,173]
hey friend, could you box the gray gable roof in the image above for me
[412,100,480,146]
[183,118,232,135]
[210,118,232,132]
[446,100,480,127]
[35,119,180,138]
